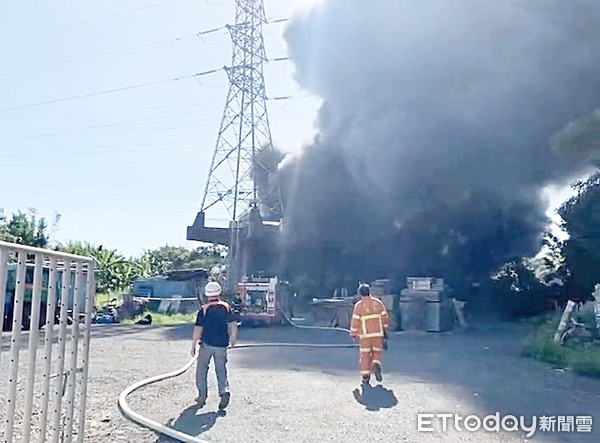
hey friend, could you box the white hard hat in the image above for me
[205,281,222,298]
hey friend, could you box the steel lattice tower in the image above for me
[200,0,282,223]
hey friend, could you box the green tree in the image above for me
[489,258,557,317]
[56,241,139,293]
[538,232,569,288]
[0,209,9,241]
[188,245,227,269]
[557,171,600,301]
[549,111,600,301]
[0,208,60,248]
[139,244,226,276]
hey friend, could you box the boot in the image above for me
[373,362,383,382]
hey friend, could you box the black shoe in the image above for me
[361,376,370,386]
[218,392,231,410]
[373,363,383,382]
[352,388,362,402]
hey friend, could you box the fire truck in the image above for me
[234,276,291,326]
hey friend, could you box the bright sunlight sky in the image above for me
[0,0,569,257]
[0,0,322,256]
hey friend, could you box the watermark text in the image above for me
[417,413,593,437]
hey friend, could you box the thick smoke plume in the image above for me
[277,0,600,293]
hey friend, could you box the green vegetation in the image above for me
[522,313,600,379]
[0,208,60,248]
[57,241,226,295]
[1,208,226,298]
[95,291,124,307]
[121,312,197,326]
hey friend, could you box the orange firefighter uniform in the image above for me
[350,295,389,381]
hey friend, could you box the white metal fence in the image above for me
[0,241,95,443]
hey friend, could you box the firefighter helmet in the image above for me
[205,281,222,298]
[358,283,370,297]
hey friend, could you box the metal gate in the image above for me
[0,241,96,443]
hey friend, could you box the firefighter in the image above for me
[350,283,389,384]
[231,294,243,326]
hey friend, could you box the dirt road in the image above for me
[80,322,599,443]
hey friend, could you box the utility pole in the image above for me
[187,0,283,290]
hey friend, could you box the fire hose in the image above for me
[118,312,357,443]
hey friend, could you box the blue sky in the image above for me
[0,0,322,257]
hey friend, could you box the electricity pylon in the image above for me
[200,0,282,223]
[188,0,284,290]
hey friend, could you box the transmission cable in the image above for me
[0,68,222,113]
[1,18,286,80]
[0,36,193,80]
[0,0,180,43]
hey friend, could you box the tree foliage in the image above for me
[56,241,139,293]
[139,245,226,276]
[0,208,60,248]
[557,170,600,301]
[0,210,9,241]
[55,241,227,294]
[487,258,561,316]
[0,209,226,295]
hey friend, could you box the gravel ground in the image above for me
[2,322,600,442]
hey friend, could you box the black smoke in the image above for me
[276,0,600,295]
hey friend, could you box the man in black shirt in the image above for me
[191,281,238,410]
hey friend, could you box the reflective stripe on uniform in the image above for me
[372,347,382,352]
[360,370,370,375]
[358,331,384,339]
[352,314,360,320]
[361,317,384,336]
[361,313,382,320]
[372,359,381,365]
[359,348,371,353]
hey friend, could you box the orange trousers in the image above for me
[358,336,384,378]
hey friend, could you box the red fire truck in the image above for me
[235,276,290,326]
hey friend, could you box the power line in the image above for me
[0,59,301,114]
[0,145,198,159]
[12,110,221,138]
[0,156,206,166]
[5,189,202,200]
[0,35,194,80]
[0,0,181,43]
[0,201,204,214]
[0,69,221,113]
[0,18,288,80]
[17,123,213,139]
[0,101,225,121]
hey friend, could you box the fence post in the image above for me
[22,253,45,442]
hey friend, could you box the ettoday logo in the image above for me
[417,413,593,437]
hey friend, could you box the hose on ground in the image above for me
[118,311,356,443]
